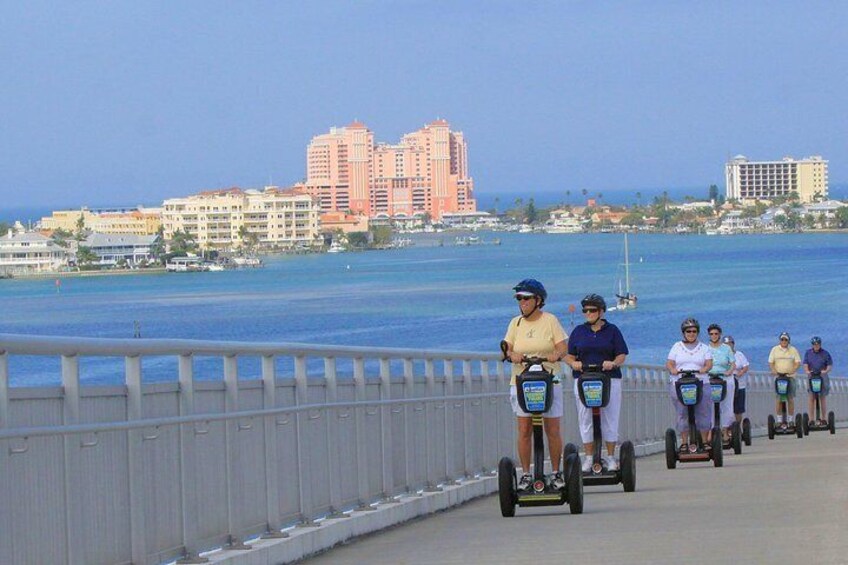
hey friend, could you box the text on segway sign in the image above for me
[679,383,699,406]
[521,382,549,413]
[710,383,724,403]
[810,377,822,393]
[776,379,789,396]
[581,381,604,408]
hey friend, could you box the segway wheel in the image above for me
[497,457,517,518]
[620,441,636,492]
[795,414,804,438]
[712,429,723,467]
[664,428,677,470]
[563,442,579,462]
[742,418,751,446]
[563,443,578,482]
[767,415,775,440]
[802,413,810,436]
[565,453,583,514]
[731,421,742,455]
[828,411,836,435]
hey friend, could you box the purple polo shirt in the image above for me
[803,348,833,373]
[567,321,629,378]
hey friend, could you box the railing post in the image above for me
[481,360,493,474]
[423,359,441,492]
[61,354,85,565]
[261,355,287,537]
[324,357,348,518]
[224,355,250,548]
[177,354,208,563]
[462,359,473,479]
[0,351,7,430]
[443,359,459,485]
[378,358,395,502]
[125,355,147,565]
[294,355,318,526]
[353,357,375,509]
[402,358,415,494]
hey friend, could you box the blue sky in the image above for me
[1,1,846,211]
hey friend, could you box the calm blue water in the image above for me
[2,232,846,385]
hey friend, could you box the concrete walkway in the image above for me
[304,431,848,564]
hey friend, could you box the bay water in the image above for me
[1,232,846,386]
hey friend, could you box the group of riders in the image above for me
[502,278,835,491]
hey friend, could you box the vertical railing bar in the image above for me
[0,351,8,430]
[224,355,250,549]
[423,359,441,492]
[61,354,84,565]
[324,357,347,518]
[402,358,415,495]
[480,360,492,474]
[125,355,147,565]
[443,359,459,485]
[178,354,208,563]
[261,355,287,537]
[378,357,395,502]
[462,359,473,479]
[353,357,374,510]
[294,355,318,526]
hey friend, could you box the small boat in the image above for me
[608,233,637,311]
[327,241,345,254]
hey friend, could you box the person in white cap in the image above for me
[768,332,801,427]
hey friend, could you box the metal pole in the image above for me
[261,355,287,537]
[177,354,208,563]
[224,355,250,549]
[61,354,84,565]
[125,355,148,565]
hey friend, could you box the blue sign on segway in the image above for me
[522,381,549,413]
[776,379,789,396]
[710,383,724,403]
[679,383,699,406]
[810,377,822,394]
[581,381,604,408]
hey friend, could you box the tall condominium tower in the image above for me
[725,155,828,203]
[305,119,476,219]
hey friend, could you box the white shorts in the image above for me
[510,383,564,418]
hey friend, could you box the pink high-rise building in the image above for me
[305,119,476,219]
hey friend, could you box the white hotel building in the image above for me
[725,155,828,203]
[162,187,321,250]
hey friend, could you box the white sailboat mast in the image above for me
[624,233,630,295]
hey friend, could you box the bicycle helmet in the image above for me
[580,293,607,312]
[722,335,734,344]
[512,279,547,304]
[779,332,790,342]
[811,336,822,345]
[707,323,722,333]
[681,318,700,333]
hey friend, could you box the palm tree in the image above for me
[635,192,642,207]
[566,190,571,205]
[581,188,588,203]
[493,196,500,214]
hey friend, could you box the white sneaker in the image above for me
[581,456,593,473]
[517,473,532,491]
[604,455,619,472]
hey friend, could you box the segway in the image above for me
[803,372,835,435]
[665,371,722,469]
[735,376,752,446]
[767,374,803,440]
[709,374,742,454]
[497,344,583,517]
[567,366,635,492]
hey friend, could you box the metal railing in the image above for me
[0,334,846,565]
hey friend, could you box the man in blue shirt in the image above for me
[803,336,833,424]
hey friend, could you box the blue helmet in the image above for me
[811,336,822,345]
[513,279,547,304]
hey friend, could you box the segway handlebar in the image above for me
[498,340,550,367]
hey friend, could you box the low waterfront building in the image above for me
[162,186,321,250]
[440,211,497,228]
[319,211,370,234]
[0,231,68,276]
[41,207,162,235]
[81,233,159,267]
[725,155,829,203]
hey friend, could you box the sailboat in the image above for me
[609,233,637,311]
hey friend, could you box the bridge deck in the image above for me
[305,431,848,564]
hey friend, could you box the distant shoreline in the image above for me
[2,267,167,281]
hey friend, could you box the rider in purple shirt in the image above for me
[803,336,833,424]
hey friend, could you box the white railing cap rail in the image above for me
[0,333,499,361]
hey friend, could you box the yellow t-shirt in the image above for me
[503,311,567,384]
[768,345,801,376]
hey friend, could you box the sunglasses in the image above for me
[684,329,698,334]
[780,338,789,342]
[515,295,535,302]
[709,332,720,336]
[582,308,599,314]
